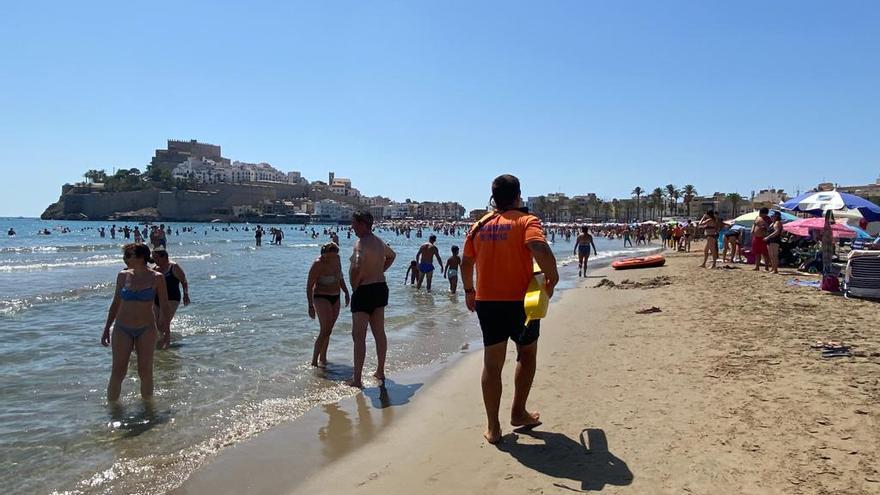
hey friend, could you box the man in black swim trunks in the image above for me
[348,210,396,388]
[462,175,559,444]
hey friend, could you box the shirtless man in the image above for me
[348,210,396,388]
[415,235,443,292]
[573,227,598,277]
[443,246,462,293]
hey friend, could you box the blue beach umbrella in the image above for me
[780,190,880,222]
[845,224,873,239]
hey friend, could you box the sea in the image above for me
[0,217,656,495]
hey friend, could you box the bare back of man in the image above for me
[349,222,396,388]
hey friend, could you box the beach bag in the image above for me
[820,274,839,292]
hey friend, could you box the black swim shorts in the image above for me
[351,282,389,315]
[475,301,540,347]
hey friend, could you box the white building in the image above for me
[172,158,302,185]
[313,199,354,222]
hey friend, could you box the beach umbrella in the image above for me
[783,217,857,239]
[731,210,797,226]
[845,224,873,239]
[780,190,880,221]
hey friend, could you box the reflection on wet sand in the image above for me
[318,380,423,461]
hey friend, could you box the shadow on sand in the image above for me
[496,428,633,492]
[362,379,423,409]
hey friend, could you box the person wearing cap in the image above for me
[151,247,190,346]
[461,174,559,444]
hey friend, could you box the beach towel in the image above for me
[786,279,821,288]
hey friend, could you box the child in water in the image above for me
[444,246,461,293]
[404,260,419,285]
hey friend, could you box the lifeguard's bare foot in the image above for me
[484,429,502,444]
[511,410,541,428]
[345,379,363,388]
[372,372,385,384]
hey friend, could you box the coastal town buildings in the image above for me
[170,158,304,185]
[751,188,790,209]
[313,199,354,222]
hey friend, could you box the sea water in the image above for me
[0,218,655,494]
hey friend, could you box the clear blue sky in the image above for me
[1,0,878,217]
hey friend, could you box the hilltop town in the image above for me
[41,139,465,223]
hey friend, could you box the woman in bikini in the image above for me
[102,243,171,401]
[307,242,350,367]
[765,211,784,274]
[699,210,721,268]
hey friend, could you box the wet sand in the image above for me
[181,251,880,494]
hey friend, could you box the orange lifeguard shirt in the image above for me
[463,210,546,302]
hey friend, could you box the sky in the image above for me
[1,0,878,217]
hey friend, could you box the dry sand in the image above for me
[183,252,880,494]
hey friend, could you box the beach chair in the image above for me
[844,251,880,299]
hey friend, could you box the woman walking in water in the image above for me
[102,244,171,401]
[306,242,350,367]
[152,247,190,345]
[699,210,721,268]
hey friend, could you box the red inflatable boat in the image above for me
[611,255,666,270]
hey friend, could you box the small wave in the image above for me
[0,244,124,254]
[0,253,212,272]
[0,282,114,316]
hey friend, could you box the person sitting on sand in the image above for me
[444,246,462,293]
[573,226,598,277]
[348,210,396,388]
[461,174,559,444]
[102,243,171,401]
[307,242,350,368]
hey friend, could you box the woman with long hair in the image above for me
[306,242,350,367]
[102,244,171,401]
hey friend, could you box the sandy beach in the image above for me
[180,251,879,495]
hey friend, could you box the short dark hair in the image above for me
[491,174,521,211]
[581,226,589,233]
[451,245,459,253]
[429,234,437,242]
[352,210,374,228]
[123,243,151,263]
[759,207,769,215]
[320,242,339,254]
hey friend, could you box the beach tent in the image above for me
[730,210,797,227]
[780,190,880,222]
[783,217,857,239]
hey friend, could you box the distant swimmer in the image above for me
[348,210,396,388]
[461,174,558,444]
[443,246,461,293]
[255,225,264,246]
[622,227,632,247]
[404,260,418,286]
[415,235,443,292]
[151,247,190,347]
[306,242,350,368]
[272,227,284,245]
[330,231,340,245]
[7,228,14,236]
[102,244,171,401]
[573,226,598,277]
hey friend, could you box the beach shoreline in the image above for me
[180,252,879,495]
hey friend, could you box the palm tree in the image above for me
[601,201,611,221]
[611,198,620,222]
[726,193,744,219]
[632,187,643,221]
[652,187,665,219]
[664,184,676,215]
[672,188,681,215]
[682,184,697,218]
